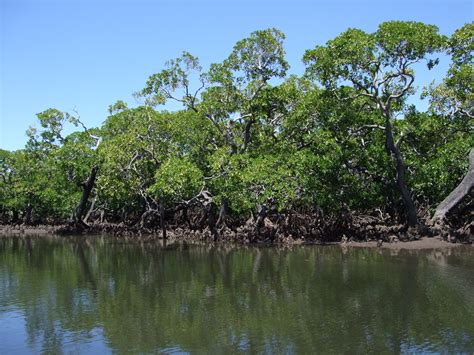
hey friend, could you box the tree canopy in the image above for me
[1,21,472,241]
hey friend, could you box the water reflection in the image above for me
[0,236,473,353]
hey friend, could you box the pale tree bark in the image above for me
[431,147,474,223]
[84,195,97,224]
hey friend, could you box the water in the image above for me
[0,236,473,353]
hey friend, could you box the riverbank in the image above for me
[1,223,471,249]
[346,236,471,249]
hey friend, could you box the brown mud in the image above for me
[1,212,471,249]
[345,236,470,250]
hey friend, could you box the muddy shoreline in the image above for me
[345,237,470,250]
[0,223,471,250]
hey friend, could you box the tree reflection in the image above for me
[0,237,473,353]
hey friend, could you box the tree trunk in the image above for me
[431,148,474,223]
[84,195,97,224]
[73,165,98,227]
[160,197,167,240]
[181,206,190,227]
[24,202,33,225]
[207,202,219,241]
[12,210,19,224]
[215,198,229,228]
[256,204,267,228]
[384,118,418,226]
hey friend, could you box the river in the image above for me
[1,236,473,353]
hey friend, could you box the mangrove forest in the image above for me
[1,21,473,244]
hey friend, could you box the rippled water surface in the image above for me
[1,236,473,353]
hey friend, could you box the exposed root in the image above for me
[2,206,471,246]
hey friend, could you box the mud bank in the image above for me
[1,221,471,249]
[345,236,471,250]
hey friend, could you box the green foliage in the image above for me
[303,21,446,104]
[0,108,100,222]
[97,107,215,216]
[142,51,202,107]
[422,23,473,119]
[448,23,474,67]
[225,28,289,82]
[108,100,128,114]
[303,21,447,224]
[148,157,204,203]
[403,109,473,205]
[0,23,470,225]
[375,21,446,62]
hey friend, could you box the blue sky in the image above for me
[1,0,472,151]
